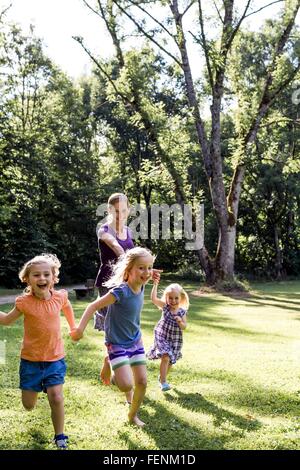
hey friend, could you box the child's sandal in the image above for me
[54,433,69,450]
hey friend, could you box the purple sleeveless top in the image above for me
[95,224,134,288]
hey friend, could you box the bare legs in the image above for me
[22,390,38,411]
[100,355,111,385]
[159,354,172,383]
[22,384,65,436]
[113,363,147,427]
[101,354,134,404]
[47,385,64,435]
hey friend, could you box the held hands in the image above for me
[69,327,83,342]
[151,269,163,284]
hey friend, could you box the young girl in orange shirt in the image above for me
[0,253,76,449]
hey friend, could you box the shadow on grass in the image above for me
[0,404,52,450]
[143,309,288,343]
[118,397,247,450]
[0,427,52,450]
[142,297,242,334]
[173,366,300,418]
[26,428,50,450]
[193,318,286,340]
[253,294,300,304]
[164,389,261,431]
[242,296,300,313]
[143,286,300,340]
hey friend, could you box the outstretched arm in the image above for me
[100,232,125,257]
[151,282,165,309]
[0,307,22,326]
[70,293,116,341]
[62,300,76,332]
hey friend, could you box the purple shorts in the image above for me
[106,338,146,371]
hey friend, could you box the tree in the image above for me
[75,2,200,243]
[92,0,300,285]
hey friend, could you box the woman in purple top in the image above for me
[94,193,134,389]
[94,193,134,331]
[95,223,134,294]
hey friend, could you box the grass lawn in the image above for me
[0,279,300,450]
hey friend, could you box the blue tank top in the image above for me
[105,283,144,348]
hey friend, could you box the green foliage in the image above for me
[172,261,204,282]
[0,23,103,286]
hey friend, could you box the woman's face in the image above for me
[109,200,129,225]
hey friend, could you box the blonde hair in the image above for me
[104,247,154,288]
[162,283,189,309]
[19,253,61,293]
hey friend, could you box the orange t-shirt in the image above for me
[15,289,69,362]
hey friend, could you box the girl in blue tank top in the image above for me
[71,247,155,428]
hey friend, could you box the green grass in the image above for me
[0,280,300,450]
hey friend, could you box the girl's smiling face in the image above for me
[26,263,54,297]
[166,290,180,309]
[127,255,154,286]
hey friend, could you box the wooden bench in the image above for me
[74,279,95,300]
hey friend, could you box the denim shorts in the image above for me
[19,358,67,393]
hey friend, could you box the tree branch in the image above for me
[260,117,299,128]
[126,0,176,42]
[0,3,12,22]
[182,0,197,17]
[72,35,130,104]
[212,0,224,24]
[97,0,125,67]
[244,2,300,146]
[170,0,212,176]
[198,0,214,90]
[227,0,252,50]
[81,0,102,18]
[269,63,300,104]
[244,0,284,19]
[112,0,182,66]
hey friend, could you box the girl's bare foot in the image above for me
[100,356,111,385]
[128,414,145,427]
